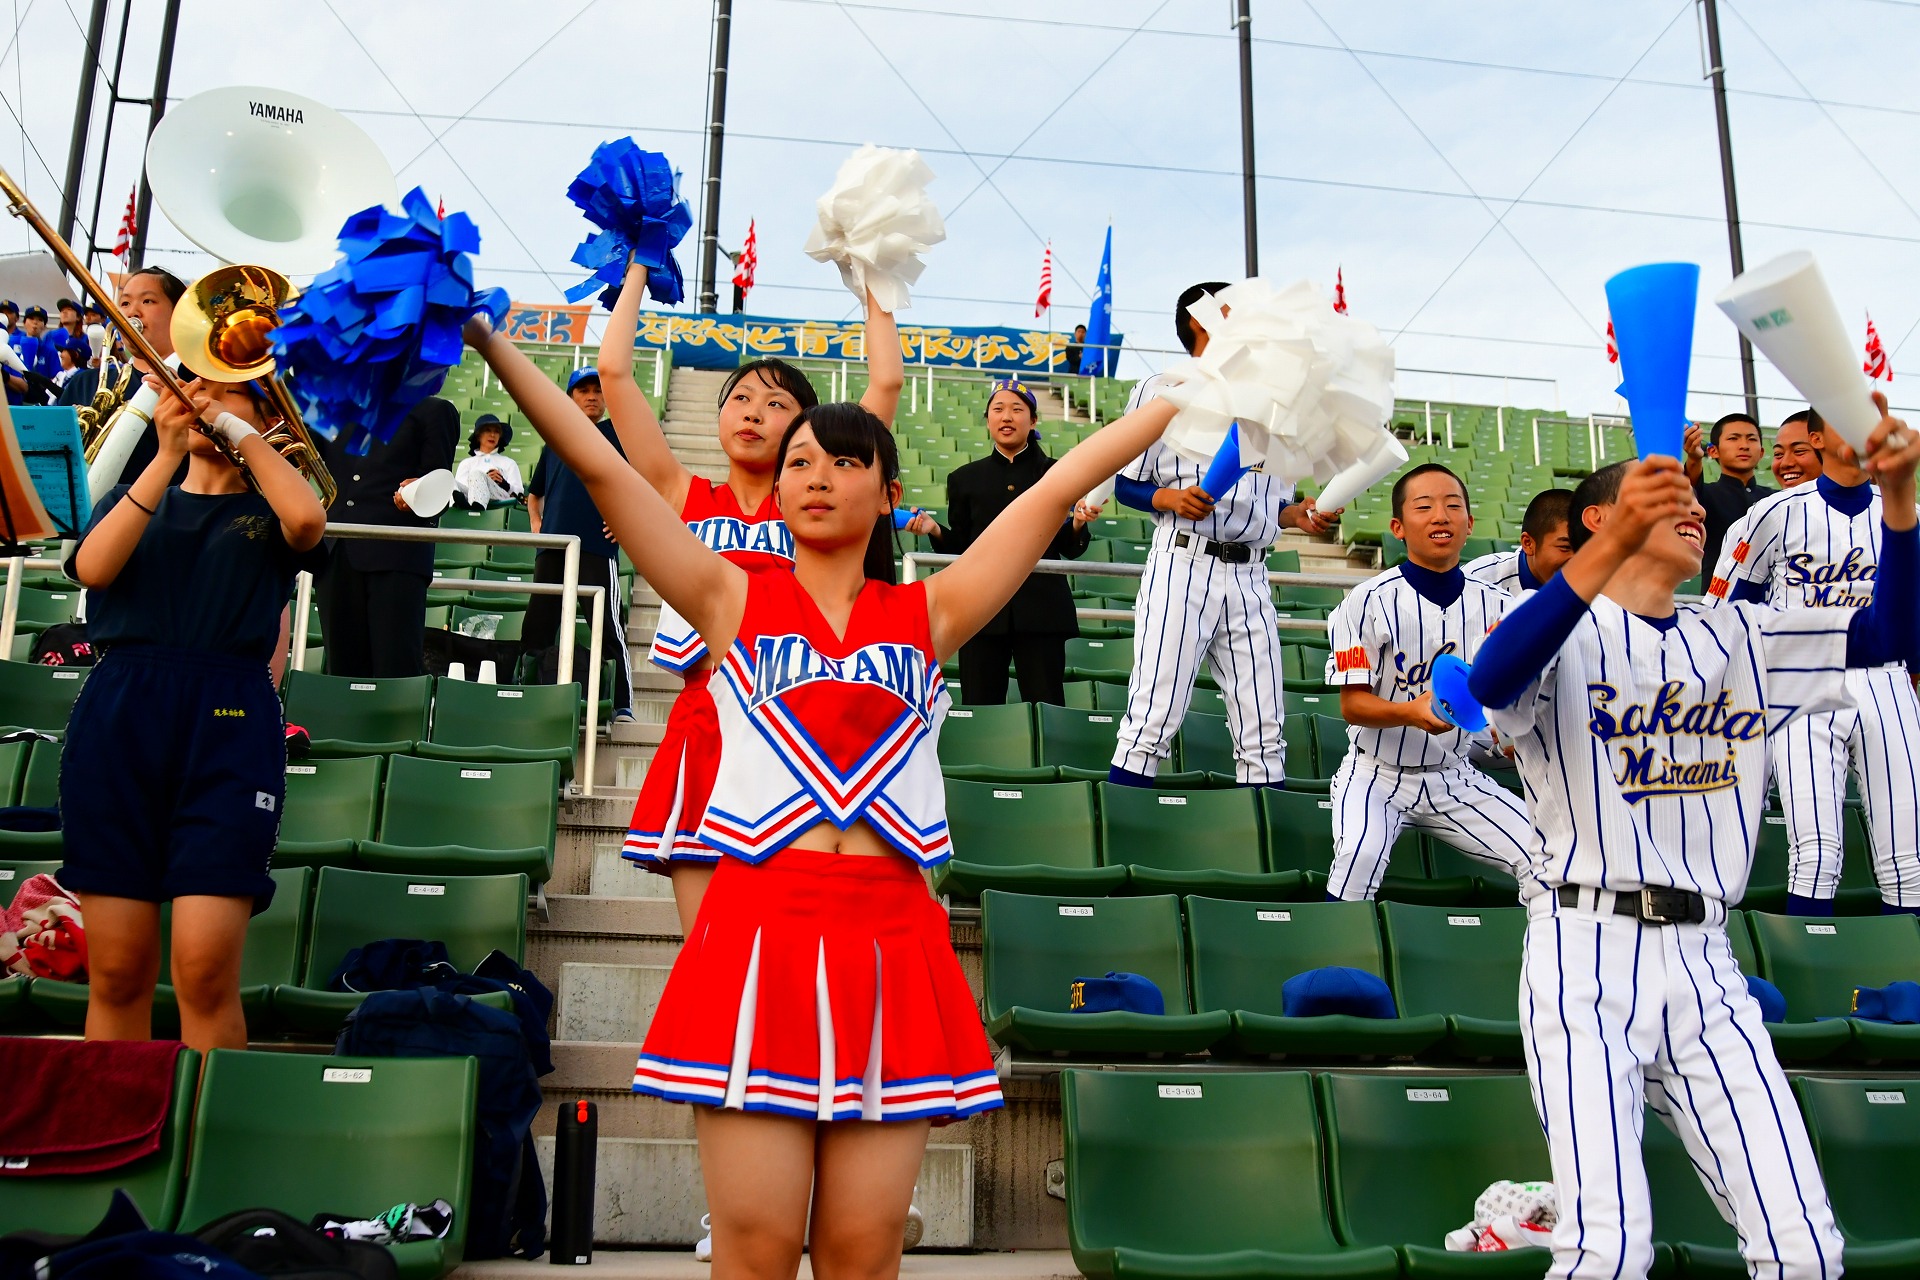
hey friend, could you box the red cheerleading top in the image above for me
[649,477,794,673]
[699,566,952,866]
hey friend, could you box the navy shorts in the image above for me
[59,646,283,912]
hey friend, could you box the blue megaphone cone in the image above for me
[1604,262,1699,462]
[1430,653,1487,733]
[1201,424,1251,500]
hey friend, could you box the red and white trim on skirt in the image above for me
[632,848,1004,1124]
[623,673,724,870]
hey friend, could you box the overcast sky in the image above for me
[2,0,1917,420]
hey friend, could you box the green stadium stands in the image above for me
[1036,704,1125,772]
[281,671,432,756]
[175,1049,477,1278]
[935,778,1122,900]
[0,660,86,733]
[1793,1077,1920,1275]
[939,702,1035,770]
[1099,783,1304,899]
[358,755,559,881]
[414,678,580,781]
[276,753,385,867]
[1379,902,1527,1060]
[1751,912,1920,1062]
[1062,1069,1400,1280]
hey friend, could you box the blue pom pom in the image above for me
[270,187,510,456]
[563,138,693,310]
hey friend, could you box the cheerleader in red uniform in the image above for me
[466,311,1176,1280]
[597,261,903,935]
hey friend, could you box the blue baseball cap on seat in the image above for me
[567,367,602,392]
[1747,975,1788,1023]
[1070,972,1164,1015]
[1281,966,1397,1019]
[1853,980,1920,1024]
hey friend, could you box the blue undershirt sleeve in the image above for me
[1730,578,1769,604]
[1847,523,1920,668]
[1467,574,1591,710]
[1113,474,1156,513]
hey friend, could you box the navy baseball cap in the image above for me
[22,305,45,321]
[1747,975,1788,1023]
[1069,972,1164,1016]
[1281,966,1398,1019]
[567,368,602,393]
[1853,980,1920,1024]
[0,300,16,313]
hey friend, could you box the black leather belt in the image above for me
[1173,531,1261,564]
[1558,884,1707,926]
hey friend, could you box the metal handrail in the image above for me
[899,552,1362,634]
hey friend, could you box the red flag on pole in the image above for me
[1605,318,1619,365]
[731,218,757,299]
[1865,312,1892,381]
[436,195,446,220]
[1035,242,1053,317]
[112,187,137,261]
[1333,266,1347,314]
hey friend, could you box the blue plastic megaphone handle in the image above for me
[1604,262,1700,463]
[893,507,919,530]
[1430,653,1488,733]
[1201,424,1251,500]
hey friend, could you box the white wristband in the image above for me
[207,411,258,448]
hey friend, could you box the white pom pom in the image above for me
[803,145,947,312]
[85,323,108,361]
[1158,278,1400,506]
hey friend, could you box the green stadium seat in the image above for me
[1065,636,1133,679]
[1380,902,1527,1059]
[30,867,311,1031]
[1100,783,1304,899]
[1176,709,1235,775]
[1791,1077,1920,1276]
[281,671,432,756]
[1036,704,1124,772]
[1642,1100,1745,1277]
[938,703,1034,770]
[358,755,558,882]
[1317,1071,1592,1276]
[175,1049,477,1278]
[16,734,58,809]
[1282,713,1314,778]
[1751,912,1920,1062]
[276,754,385,867]
[1186,897,1447,1058]
[0,660,87,733]
[0,856,59,908]
[484,543,539,573]
[1725,909,1850,1063]
[415,678,579,781]
[272,867,526,1034]
[439,505,508,533]
[934,779,1124,900]
[1258,789,1444,904]
[0,735,27,805]
[0,1046,200,1233]
[979,890,1228,1056]
[1312,714,1349,777]
[1062,1069,1400,1280]
[1275,585,1346,611]
[432,541,489,573]
[941,763,1059,784]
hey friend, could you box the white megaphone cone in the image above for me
[1714,251,1880,452]
[1315,433,1409,513]
[1083,474,1117,510]
[399,469,455,518]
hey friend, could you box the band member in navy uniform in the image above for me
[62,375,327,1051]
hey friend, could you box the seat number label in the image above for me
[287,765,316,775]
[1157,1084,1202,1099]
[1090,715,1113,724]
[350,683,376,691]
[323,1068,372,1084]
[497,690,523,698]
[1318,801,1333,810]
[408,884,446,896]
[53,671,77,680]
[1805,924,1837,935]
[993,790,1023,799]
[1058,905,1094,917]
[949,709,973,719]
[1407,1088,1451,1102]
[1866,1091,1906,1105]
[1256,910,1291,922]
[1157,796,1187,806]
[0,870,12,880]
[1447,916,1482,927]
[460,769,492,779]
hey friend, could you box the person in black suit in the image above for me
[906,380,1102,706]
[316,396,460,677]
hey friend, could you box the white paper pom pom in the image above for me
[1157,278,1402,507]
[803,145,947,312]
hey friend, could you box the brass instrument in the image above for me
[75,358,136,460]
[0,163,335,504]
[170,264,338,507]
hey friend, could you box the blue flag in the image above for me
[1079,226,1113,376]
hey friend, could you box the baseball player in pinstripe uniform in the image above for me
[1470,403,1920,1278]
[1324,464,1533,898]
[1705,407,1920,915]
[1463,488,1575,596]
[1106,282,1337,786]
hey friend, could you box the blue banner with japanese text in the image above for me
[500,302,1119,374]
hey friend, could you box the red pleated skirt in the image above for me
[623,671,722,871]
[632,848,1004,1123]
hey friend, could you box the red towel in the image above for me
[0,1038,182,1175]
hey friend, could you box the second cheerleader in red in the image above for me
[465,310,1178,1280]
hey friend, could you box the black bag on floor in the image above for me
[195,1209,395,1280]
[335,987,546,1261]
